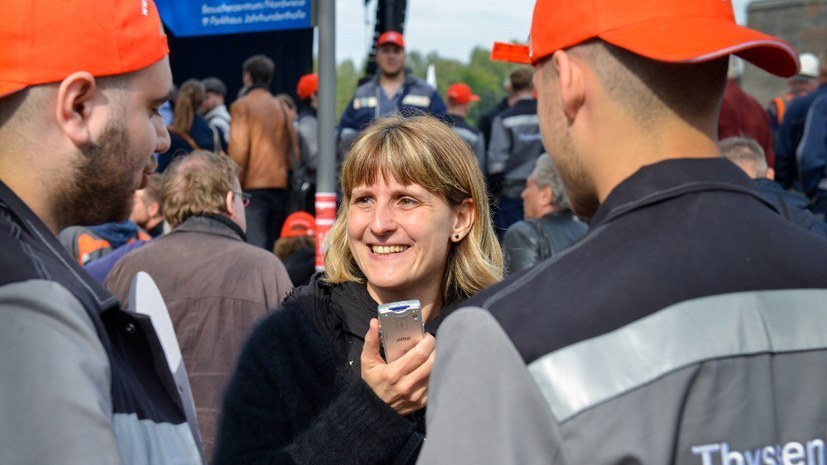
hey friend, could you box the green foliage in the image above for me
[333,44,522,125]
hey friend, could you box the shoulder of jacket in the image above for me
[406,76,436,94]
[0,232,45,286]
[353,80,379,98]
[504,220,540,241]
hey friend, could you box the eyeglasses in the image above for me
[234,191,251,208]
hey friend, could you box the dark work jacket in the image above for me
[471,158,827,360]
[776,83,827,189]
[418,158,827,464]
[502,211,588,274]
[214,274,455,465]
[754,178,827,238]
[0,180,200,464]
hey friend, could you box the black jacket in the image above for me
[214,274,452,465]
[502,211,587,274]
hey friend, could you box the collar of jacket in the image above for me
[590,158,777,228]
[172,214,247,243]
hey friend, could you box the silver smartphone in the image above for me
[377,299,425,363]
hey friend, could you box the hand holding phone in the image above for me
[361,318,435,415]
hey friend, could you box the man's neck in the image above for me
[379,71,406,96]
[578,100,720,204]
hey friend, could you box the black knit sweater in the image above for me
[213,274,450,465]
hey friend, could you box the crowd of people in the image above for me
[3,0,827,464]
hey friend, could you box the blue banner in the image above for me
[156,0,312,38]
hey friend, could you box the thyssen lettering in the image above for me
[691,436,826,465]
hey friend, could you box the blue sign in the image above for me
[156,0,312,38]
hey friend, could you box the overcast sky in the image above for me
[334,0,754,65]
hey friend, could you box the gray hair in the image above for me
[719,136,767,179]
[530,154,571,211]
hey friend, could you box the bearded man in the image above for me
[0,0,202,463]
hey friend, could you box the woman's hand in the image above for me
[361,318,436,415]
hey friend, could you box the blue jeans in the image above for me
[245,188,288,251]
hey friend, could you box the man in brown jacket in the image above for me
[105,150,293,462]
[228,54,298,250]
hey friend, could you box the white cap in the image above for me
[799,53,820,79]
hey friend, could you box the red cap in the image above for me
[446,83,480,105]
[296,74,318,100]
[0,0,169,98]
[377,31,405,49]
[490,0,798,78]
[280,212,316,238]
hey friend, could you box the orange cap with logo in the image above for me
[0,0,169,98]
[377,31,406,49]
[490,0,798,78]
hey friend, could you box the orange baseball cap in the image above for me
[280,212,316,238]
[377,31,406,49]
[446,83,480,105]
[0,0,169,98]
[490,0,798,78]
[296,74,318,100]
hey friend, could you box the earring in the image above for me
[454,234,460,240]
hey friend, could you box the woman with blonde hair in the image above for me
[214,115,502,465]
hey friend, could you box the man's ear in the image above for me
[148,201,162,219]
[541,184,554,207]
[552,50,586,123]
[225,190,237,219]
[55,71,99,146]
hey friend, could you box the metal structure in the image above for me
[364,0,408,77]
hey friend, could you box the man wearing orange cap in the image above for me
[0,0,201,463]
[487,66,544,237]
[419,1,827,463]
[338,31,446,151]
[295,73,319,212]
[445,83,486,173]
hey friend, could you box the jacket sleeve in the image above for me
[796,96,827,198]
[297,117,319,171]
[228,101,251,174]
[487,116,510,176]
[213,305,419,465]
[417,307,562,465]
[775,104,800,189]
[474,132,487,176]
[337,99,362,156]
[281,102,300,172]
[0,280,123,465]
[502,222,542,275]
[428,91,447,116]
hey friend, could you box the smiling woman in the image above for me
[214,115,502,465]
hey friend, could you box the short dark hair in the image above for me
[509,66,534,93]
[201,77,226,96]
[243,55,275,85]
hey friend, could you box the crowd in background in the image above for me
[6,0,827,463]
